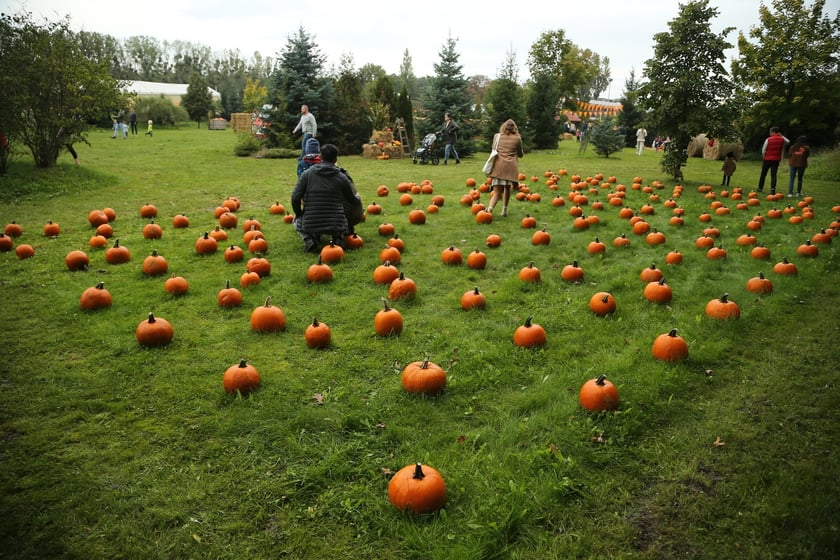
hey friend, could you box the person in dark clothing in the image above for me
[439,112,461,164]
[129,109,138,135]
[291,144,363,253]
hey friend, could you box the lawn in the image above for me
[1,126,838,559]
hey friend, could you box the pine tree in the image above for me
[483,50,526,147]
[425,36,473,155]
[589,117,625,157]
[182,72,214,127]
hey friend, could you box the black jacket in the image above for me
[291,162,362,235]
[440,120,459,144]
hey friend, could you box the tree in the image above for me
[616,70,644,147]
[637,0,737,180]
[397,49,417,99]
[483,50,526,146]
[331,55,370,155]
[269,27,333,148]
[425,35,474,155]
[525,72,562,149]
[182,72,214,127]
[243,77,269,114]
[0,12,123,168]
[589,117,625,157]
[395,84,415,144]
[732,0,840,150]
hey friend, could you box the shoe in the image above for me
[456,160,461,165]
[304,241,320,254]
[443,161,448,165]
[501,207,508,217]
[787,193,793,197]
[486,207,494,213]
[796,192,802,197]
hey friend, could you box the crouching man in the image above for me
[291,143,363,253]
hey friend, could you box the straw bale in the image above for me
[703,140,744,161]
[687,134,707,157]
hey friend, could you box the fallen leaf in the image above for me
[456,435,466,444]
[312,393,324,404]
[547,443,559,456]
[713,436,725,447]
[380,467,393,476]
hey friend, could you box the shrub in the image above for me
[809,144,840,182]
[233,132,263,157]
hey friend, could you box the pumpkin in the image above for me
[367,202,383,215]
[401,358,447,395]
[665,250,683,265]
[164,274,189,295]
[579,375,620,412]
[269,201,286,215]
[812,229,832,245]
[461,287,487,310]
[89,234,108,248]
[222,359,261,396]
[218,211,239,229]
[531,228,551,246]
[746,271,773,294]
[305,318,332,348]
[388,463,446,514]
[466,248,487,270]
[408,209,426,225]
[250,296,287,332]
[217,280,243,307]
[65,249,90,271]
[143,220,163,239]
[240,270,261,288]
[135,312,174,347]
[588,237,606,255]
[4,222,23,237]
[652,329,688,362]
[373,261,400,285]
[142,250,168,276]
[513,316,546,348]
[380,245,402,265]
[378,222,395,236]
[320,242,345,264]
[632,220,651,235]
[796,240,819,258]
[519,261,541,282]
[374,299,403,336]
[43,220,61,237]
[88,209,109,228]
[475,210,493,224]
[103,207,117,221]
[15,243,35,259]
[705,293,740,320]
[589,292,616,316]
[195,232,219,255]
[561,260,585,282]
[243,227,264,244]
[224,244,245,263]
[772,257,797,275]
[639,263,663,283]
[386,234,405,252]
[139,203,157,219]
[643,277,672,304]
[307,256,333,283]
[95,223,113,238]
[706,245,727,260]
[172,213,190,228]
[248,237,269,254]
[246,256,271,277]
[646,228,666,245]
[520,214,537,229]
[209,225,228,242]
[80,281,112,310]
[388,272,417,300]
[241,217,261,232]
[441,245,463,265]
[222,196,241,211]
[485,233,502,248]
[399,193,414,206]
[344,232,364,250]
[751,244,771,260]
[613,233,631,248]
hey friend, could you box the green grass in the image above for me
[1,127,839,559]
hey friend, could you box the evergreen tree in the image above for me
[589,117,625,157]
[425,35,474,156]
[269,27,333,148]
[331,59,370,156]
[526,72,563,149]
[182,72,214,127]
[396,84,415,146]
[616,70,644,147]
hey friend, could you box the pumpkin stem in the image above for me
[473,287,480,295]
[759,272,765,279]
[668,328,679,337]
[398,272,405,280]
[658,277,667,286]
[720,293,729,303]
[203,232,210,239]
[528,261,535,268]
[382,298,391,311]
[601,294,610,303]
[412,463,426,480]
[421,357,430,369]
[648,263,657,270]
[225,279,231,289]
[312,317,320,327]
[595,374,608,386]
[238,359,248,368]
[572,259,579,267]
[147,312,156,323]
[524,316,533,327]
[96,281,106,289]
[263,296,272,307]
[113,238,121,248]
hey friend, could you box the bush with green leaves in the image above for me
[134,95,189,127]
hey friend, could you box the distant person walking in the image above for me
[485,119,524,218]
[292,104,317,159]
[787,135,810,197]
[129,109,138,135]
[757,126,790,194]
[439,112,461,165]
[635,126,647,155]
[721,151,736,186]
[145,119,153,136]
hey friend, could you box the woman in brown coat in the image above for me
[487,119,524,217]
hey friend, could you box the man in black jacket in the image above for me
[291,144,363,253]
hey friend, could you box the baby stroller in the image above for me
[412,133,439,165]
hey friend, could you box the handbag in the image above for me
[482,134,500,175]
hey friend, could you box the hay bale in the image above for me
[230,113,251,133]
[687,134,707,157]
[370,130,395,144]
[703,140,744,161]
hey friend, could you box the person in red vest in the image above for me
[757,126,790,194]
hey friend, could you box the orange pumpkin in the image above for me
[401,358,447,395]
[652,329,688,362]
[373,261,400,285]
[705,293,740,320]
[250,296,287,332]
[513,316,546,348]
[388,272,417,300]
[195,232,219,255]
[518,261,541,282]
[65,249,90,271]
[164,275,189,295]
[307,257,333,283]
[746,271,773,294]
[305,318,332,349]
[589,292,616,316]
[374,299,403,336]
[80,281,112,310]
[142,250,168,276]
[105,239,131,264]
[441,246,463,265]
[579,375,620,412]
[561,260,584,282]
[461,287,487,310]
[222,360,261,396]
[388,463,446,514]
[643,277,672,304]
[217,280,243,307]
[135,312,174,347]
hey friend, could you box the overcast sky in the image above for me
[8,0,796,97]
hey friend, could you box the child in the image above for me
[721,151,736,186]
[145,119,153,136]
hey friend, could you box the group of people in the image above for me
[112,109,153,139]
[756,126,810,197]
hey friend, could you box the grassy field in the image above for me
[1,126,838,559]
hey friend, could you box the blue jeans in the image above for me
[788,166,805,194]
[444,143,459,163]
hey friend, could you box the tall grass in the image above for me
[1,127,838,559]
